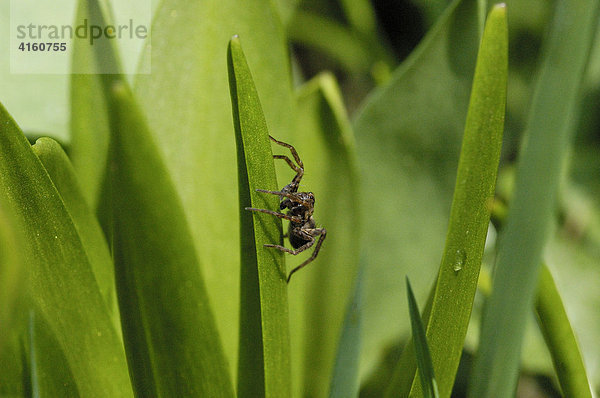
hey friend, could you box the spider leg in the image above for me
[286,228,326,283]
[255,189,312,207]
[273,155,304,186]
[245,207,302,223]
[269,136,304,169]
[264,235,315,255]
[269,136,304,187]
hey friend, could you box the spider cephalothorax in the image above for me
[246,136,327,283]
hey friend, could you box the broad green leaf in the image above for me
[406,278,439,398]
[0,101,133,397]
[27,309,81,397]
[287,73,361,397]
[3,137,117,397]
[70,0,124,212]
[134,0,294,373]
[352,0,480,378]
[0,200,27,397]
[32,137,117,324]
[0,201,23,347]
[70,46,110,210]
[536,264,592,397]
[470,0,600,396]
[387,5,507,396]
[108,81,233,397]
[329,266,363,398]
[228,36,291,398]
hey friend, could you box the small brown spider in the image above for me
[245,135,327,283]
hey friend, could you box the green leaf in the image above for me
[470,0,600,396]
[134,0,294,373]
[31,137,118,324]
[491,198,594,397]
[543,230,600,388]
[108,81,233,397]
[70,0,108,209]
[339,0,378,36]
[287,10,395,75]
[27,309,80,397]
[536,264,593,397]
[387,4,507,397]
[0,200,23,347]
[228,36,291,398]
[3,136,116,397]
[406,277,439,398]
[352,0,480,380]
[70,0,124,212]
[0,101,133,397]
[287,73,361,397]
[328,266,363,398]
[0,199,27,397]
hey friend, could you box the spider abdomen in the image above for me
[289,227,310,248]
[288,218,316,248]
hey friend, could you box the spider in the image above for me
[245,135,327,283]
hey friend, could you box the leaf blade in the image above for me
[328,266,363,398]
[134,0,295,373]
[0,100,133,397]
[470,0,600,395]
[108,82,234,397]
[406,277,439,398]
[70,0,124,211]
[32,137,118,324]
[228,36,291,398]
[352,0,481,377]
[386,4,507,396]
[536,265,592,397]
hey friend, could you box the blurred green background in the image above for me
[1,0,599,396]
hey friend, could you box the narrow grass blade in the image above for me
[536,264,593,397]
[386,4,507,397]
[108,82,233,397]
[328,265,363,398]
[491,200,593,398]
[0,101,133,397]
[352,0,480,374]
[228,36,291,398]
[469,0,600,396]
[406,277,440,398]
